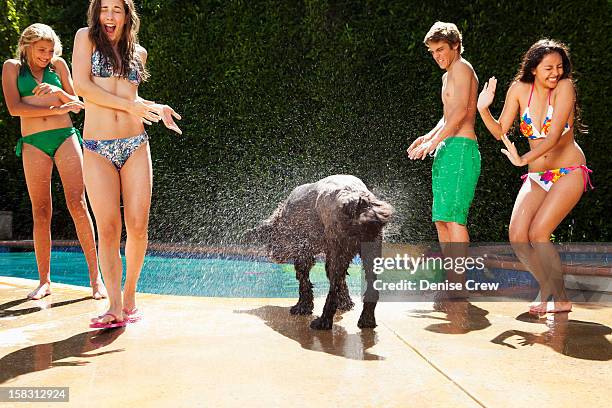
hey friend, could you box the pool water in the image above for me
[0,249,364,298]
[5,246,598,299]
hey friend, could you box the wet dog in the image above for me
[247,175,393,330]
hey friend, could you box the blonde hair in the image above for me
[17,23,62,70]
[423,21,464,54]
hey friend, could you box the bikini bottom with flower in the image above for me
[521,165,593,192]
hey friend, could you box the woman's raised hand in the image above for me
[157,104,182,134]
[477,76,497,111]
[500,134,525,167]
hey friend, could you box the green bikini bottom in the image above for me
[16,127,83,158]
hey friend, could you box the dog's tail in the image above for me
[243,222,272,243]
[243,202,286,244]
[342,192,393,238]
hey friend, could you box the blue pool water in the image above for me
[5,246,599,299]
[0,248,364,298]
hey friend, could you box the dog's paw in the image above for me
[357,302,377,328]
[357,312,377,329]
[290,302,314,315]
[337,296,355,311]
[310,316,333,330]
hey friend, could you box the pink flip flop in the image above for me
[89,312,127,329]
[123,307,142,323]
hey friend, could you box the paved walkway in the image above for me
[1,277,610,407]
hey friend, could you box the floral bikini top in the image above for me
[91,49,142,86]
[520,83,570,139]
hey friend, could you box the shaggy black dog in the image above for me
[247,175,393,330]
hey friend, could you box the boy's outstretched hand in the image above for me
[407,136,440,160]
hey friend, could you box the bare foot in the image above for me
[90,308,124,324]
[547,300,572,313]
[528,300,541,309]
[122,307,142,323]
[528,302,548,316]
[122,291,136,314]
[528,293,542,309]
[529,301,572,315]
[27,282,51,300]
[91,280,108,300]
[528,291,551,315]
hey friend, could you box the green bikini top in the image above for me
[17,64,63,97]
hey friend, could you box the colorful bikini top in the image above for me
[91,49,142,86]
[520,83,570,140]
[17,64,63,97]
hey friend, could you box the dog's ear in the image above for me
[342,194,370,219]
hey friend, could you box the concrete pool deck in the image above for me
[1,276,610,407]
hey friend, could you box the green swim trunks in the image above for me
[431,136,481,225]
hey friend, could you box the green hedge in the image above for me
[1,0,610,244]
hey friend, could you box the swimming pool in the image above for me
[2,244,606,299]
[0,246,534,300]
[0,247,363,298]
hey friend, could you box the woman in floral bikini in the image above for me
[73,0,181,328]
[477,39,591,315]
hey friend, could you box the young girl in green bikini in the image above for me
[2,23,107,300]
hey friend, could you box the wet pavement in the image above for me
[1,276,610,407]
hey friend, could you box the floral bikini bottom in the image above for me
[521,165,593,192]
[83,131,148,171]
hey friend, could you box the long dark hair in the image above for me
[515,39,585,133]
[87,0,148,81]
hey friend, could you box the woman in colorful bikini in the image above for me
[477,39,591,315]
[2,24,107,300]
[73,0,181,328]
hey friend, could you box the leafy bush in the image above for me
[1,0,610,243]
